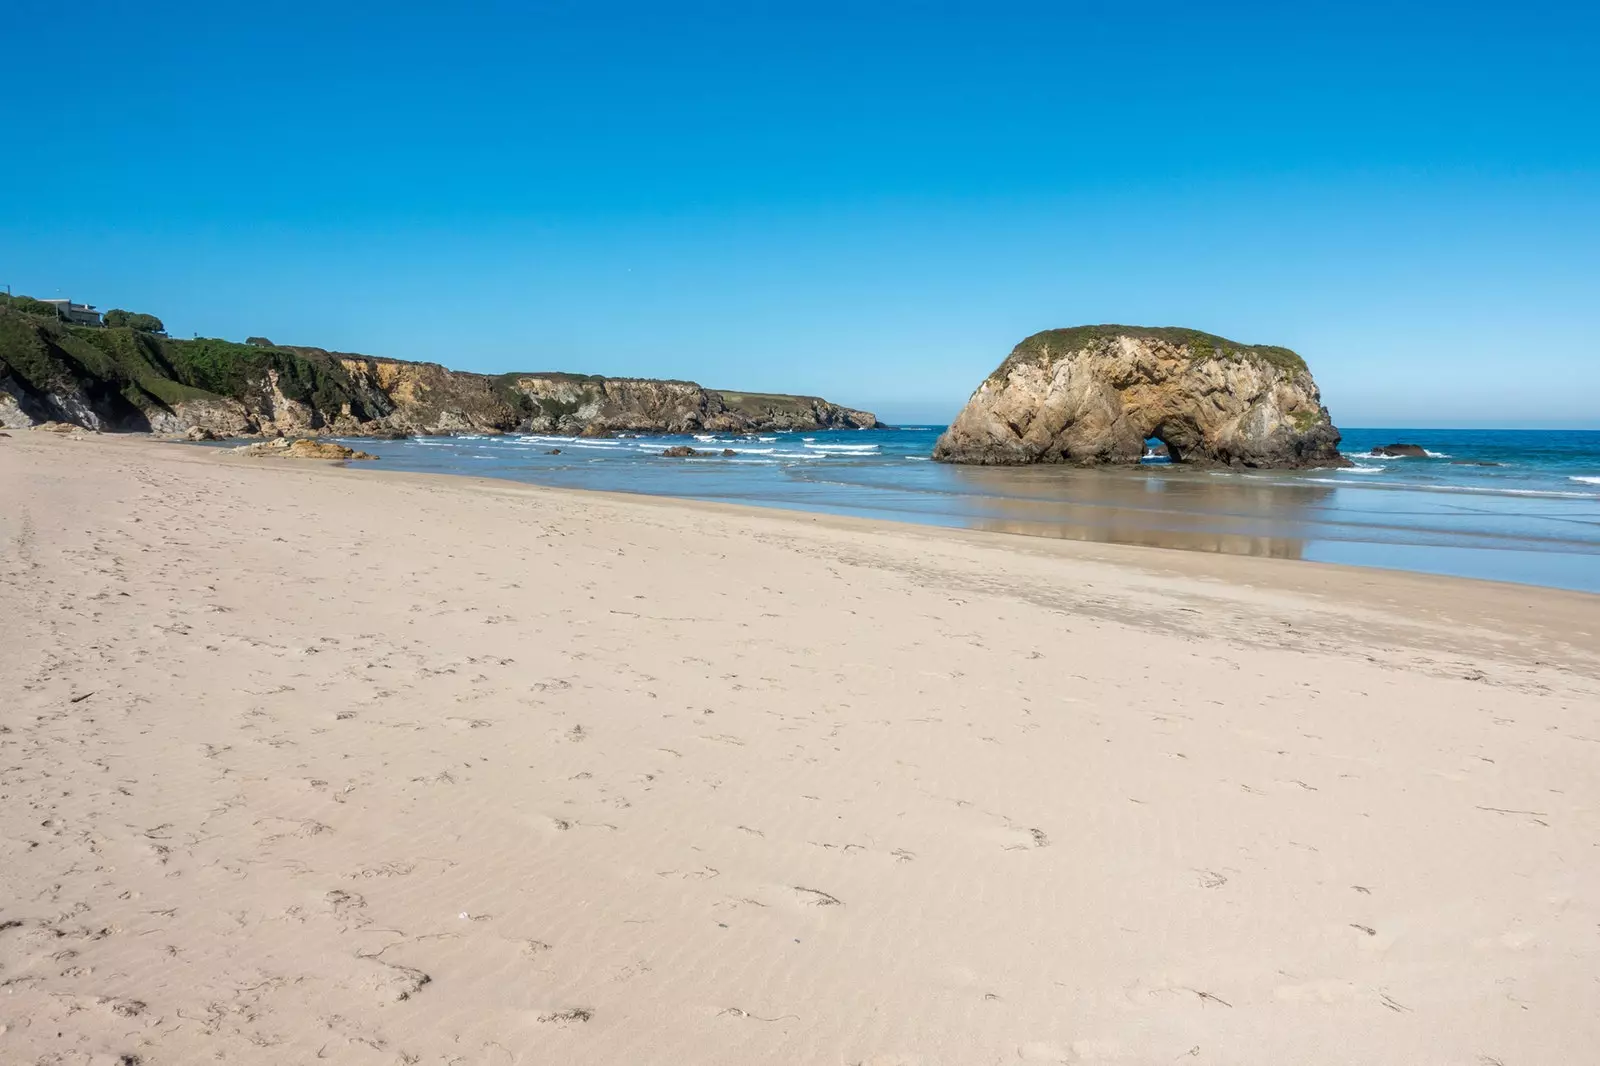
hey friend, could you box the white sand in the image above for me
[3,432,1598,1065]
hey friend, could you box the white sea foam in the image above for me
[1301,476,1397,487]
[1338,465,1387,474]
[519,435,623,449]
[804,442,877,452]
[685,457,776,464]
[1301,478,1594,500]
[1489,489,1593,498]
[1571,476,1600,486]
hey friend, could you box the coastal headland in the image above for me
[0,306,876,438]
[3,432,1597,1065]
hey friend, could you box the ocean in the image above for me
[307,426,1600,594]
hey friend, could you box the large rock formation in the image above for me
[933,326,1345,468]
[0,308,876,438]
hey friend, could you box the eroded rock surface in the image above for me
[934,326,1345,468]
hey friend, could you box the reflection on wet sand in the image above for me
[972,516,1306,558]
[946,465,1337,559]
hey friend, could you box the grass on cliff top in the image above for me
[714,390,828,414]
[1005,325,1308,375]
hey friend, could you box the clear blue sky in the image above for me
[4,1,1596,427]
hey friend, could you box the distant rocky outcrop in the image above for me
[933,326,1345,468]
[0,308,876,439]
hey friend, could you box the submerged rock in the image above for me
[934,326,1345,468]
[660,445,741,458]
[236,438,378,461]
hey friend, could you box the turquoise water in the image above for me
[320,427,1600,593]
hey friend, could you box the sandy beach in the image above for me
[3,431,1598,1065]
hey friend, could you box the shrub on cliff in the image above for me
[0,294,63,319]
[103,309,167,334]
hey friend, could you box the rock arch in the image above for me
[933,326,1346,468]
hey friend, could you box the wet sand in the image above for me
[325,428,1600,593]
[3,431,1599,1065]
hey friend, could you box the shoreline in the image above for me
[207,426,1600,595]
[74,432,1600,662]
[5,429,1600,1064]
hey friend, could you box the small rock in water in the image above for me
[1371,443,1429,457]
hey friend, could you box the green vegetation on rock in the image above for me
[1004,325,1308,377]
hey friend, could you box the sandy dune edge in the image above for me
[2,433,1597,1065]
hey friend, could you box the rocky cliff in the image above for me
[933,326,1344,468]
[0,309,876,437]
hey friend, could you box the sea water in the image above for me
[310,427,1600,593]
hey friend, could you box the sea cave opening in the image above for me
[1141,436,1176,465]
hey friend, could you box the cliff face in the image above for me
[504,375,876,435]
[933,326,1344,468]
[0,310,876,437]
